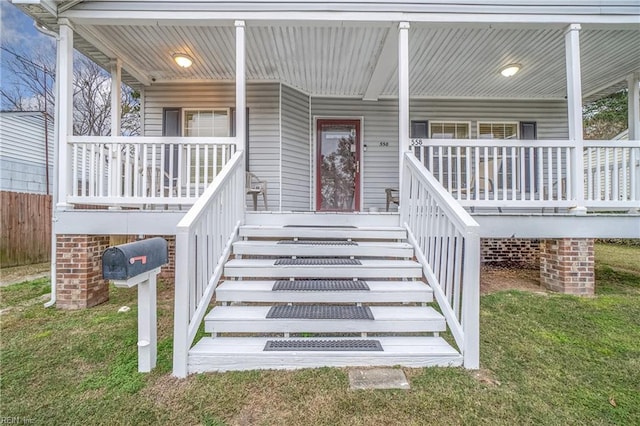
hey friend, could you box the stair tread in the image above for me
[232,240,413,257]
[240,225,405,231]
[190,336,459,355]
[217,280,431,292]
[234,241,412,248]
[239,225,407,239]
[215,280,433,303]
[225,259,420,268]
[206,305,442,321]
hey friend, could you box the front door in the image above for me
[316,119,361,211]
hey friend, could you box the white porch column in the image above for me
[109,59,122,206]
[628,74,640,141]
[110,59,122,136]
[235,21,246,153]
[56,20,74,209]
[564,24,587,215]
[628,74,640,208]
[398,21,410,206]
[235,20,247,212]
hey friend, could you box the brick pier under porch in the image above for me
[540,238,595,295]
[55,234,176,309]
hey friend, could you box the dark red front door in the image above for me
[316,119,361,211]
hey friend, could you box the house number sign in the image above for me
[410,139,423,146]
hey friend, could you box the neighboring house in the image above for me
[14,1,639,377]
[0,111,54,267]
[0,111,54,194]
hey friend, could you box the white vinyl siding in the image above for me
[143,82,281,209]
[144,87,569,210]
[280,85,311,211]
[312,98,567,210]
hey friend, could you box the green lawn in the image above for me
[1,245,639,425]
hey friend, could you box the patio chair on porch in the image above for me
[458,159,501,212]
[385,188,399,212]
[246,172,268,211]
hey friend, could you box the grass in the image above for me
[1,244,639,425]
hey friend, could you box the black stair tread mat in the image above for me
[266,305,374,320]
[277,240,357,245]
[264,339,383,351]
[274,258,361,266]
[273,280,369,291]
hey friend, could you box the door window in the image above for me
[317,120,361,211]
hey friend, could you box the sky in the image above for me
[1,0,56,110]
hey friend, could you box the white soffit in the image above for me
[77,24,640,99]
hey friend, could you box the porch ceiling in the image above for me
[73,23,639,100]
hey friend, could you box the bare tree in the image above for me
[1,46,140,136]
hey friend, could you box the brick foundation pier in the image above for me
[540,238,595,295]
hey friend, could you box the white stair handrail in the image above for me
[172,151,245,378]
[402,152,481,369]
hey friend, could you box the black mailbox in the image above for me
[102,237,168,281]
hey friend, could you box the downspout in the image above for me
[36,22,59,307]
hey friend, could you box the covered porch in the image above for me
[40,11,639,215]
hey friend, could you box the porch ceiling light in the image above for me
[500,64,521,77]
[172,53,193,68]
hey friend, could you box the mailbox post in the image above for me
[102,237,168,373]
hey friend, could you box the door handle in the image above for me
[356,160,360,174]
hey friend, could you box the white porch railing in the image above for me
[584,141,639,208]
[68,136,237,206]
[172,151,244,378]
[413,139,640,211]
[401,152,481,369]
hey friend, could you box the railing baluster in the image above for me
[447,146,452,193]
[474,147,480,201]
[595,147,602,201]
[621,148,627,201]
[631,148,638,202]
[537,147,543,201]
[81,144,87,197]
[511,147,517,200]
[518,146,524,200]
[604,147,610,201]
[610,148,620,201]
[586,147,593,201]
[89,144,96,197]
[456,147,462,197]
[482,147,488,201]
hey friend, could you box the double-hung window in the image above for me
[183,109,231,188]
[477,122,520,193]
[478,122,518,140]
[428,121,471,189]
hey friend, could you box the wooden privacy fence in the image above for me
[0,191,52,267]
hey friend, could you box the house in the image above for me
[0,111,53,194]
[0,111,54,267]
[13,0,640,377]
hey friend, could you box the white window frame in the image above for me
[182,108,231,138]
[477,121,522,191]
[428,121,472,139]
[476,121,519,140]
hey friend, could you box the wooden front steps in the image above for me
[187,215,460,373]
